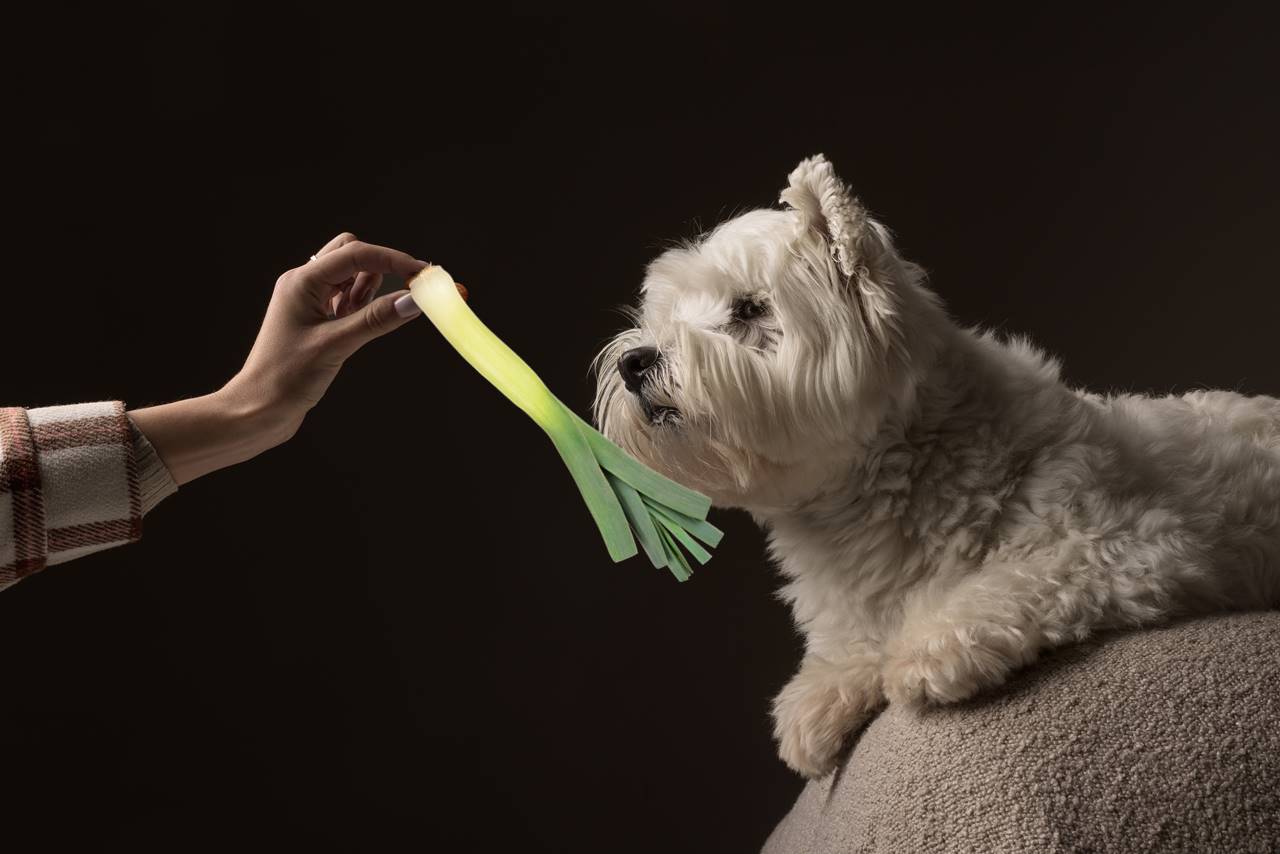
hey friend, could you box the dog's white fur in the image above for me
[592,155,1280,778]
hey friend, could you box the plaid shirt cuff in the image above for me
[1,401,144,590]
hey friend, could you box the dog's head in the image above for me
[593,155,949,509]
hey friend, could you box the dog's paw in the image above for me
[772,660,881,779]
[881,643,979,707]
[882,625,1031,708]
[772,685,864,779]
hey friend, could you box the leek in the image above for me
[409,265,721,580]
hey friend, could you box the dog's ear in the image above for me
[780,153,890,276]
[780,153,902,319]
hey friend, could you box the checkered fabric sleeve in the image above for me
[1,401,176,592]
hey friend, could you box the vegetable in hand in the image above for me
[408,265,721,580]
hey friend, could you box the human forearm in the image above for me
[126,383,294,486]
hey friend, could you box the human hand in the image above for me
[226,232,429,441]
[130,233,430,485]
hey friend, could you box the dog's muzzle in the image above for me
[618,346,680,425]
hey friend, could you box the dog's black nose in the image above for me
[618,346,659,393]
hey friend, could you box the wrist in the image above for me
[214,375,304,454]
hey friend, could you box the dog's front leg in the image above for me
[771,642,885,778]
[882,556,1084,708]
[881,540,1204,708]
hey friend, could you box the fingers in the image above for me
[349,271,383,310]
[314,232,358,258]
[284,237,423,310]
[304,240,426,295]
[331,271,381,318]
[325,279,469,357]
[326,289,423,357]
[310,232,360,316]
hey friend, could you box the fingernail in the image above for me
[393,291,421,318]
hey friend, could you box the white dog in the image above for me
[592,154,1280,778]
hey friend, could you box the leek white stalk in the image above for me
[409,265,722,580]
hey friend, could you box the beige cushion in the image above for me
[764,610,1280,854]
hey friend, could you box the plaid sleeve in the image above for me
[1,401,143,591]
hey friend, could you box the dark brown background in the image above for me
[3,5,1277,850]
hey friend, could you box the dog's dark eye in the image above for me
[731,297,768,322]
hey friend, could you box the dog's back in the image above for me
[1075,388,1280,607]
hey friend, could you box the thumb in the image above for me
[328,289,422,357]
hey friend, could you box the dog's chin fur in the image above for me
[592,154,1280,779]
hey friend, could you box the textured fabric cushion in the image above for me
[763,611,1280,854]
